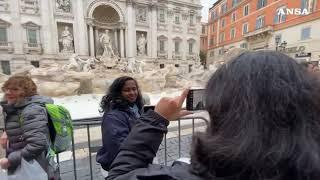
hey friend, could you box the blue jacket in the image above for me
[106,111,202,180]
[96,106,140,171]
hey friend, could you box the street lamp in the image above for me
[279,41,287,52]
[275,35,287,52]
[275,36,281,51]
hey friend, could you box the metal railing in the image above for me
[1,115,209,180]
[62,115,208,180]
[0,41,8,47]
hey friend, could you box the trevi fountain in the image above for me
[0,35,216,97]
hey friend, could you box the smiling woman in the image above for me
[96,76,145,174]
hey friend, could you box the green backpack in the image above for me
[45,104,73,154]
[19,103,73,156]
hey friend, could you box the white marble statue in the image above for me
[134,58,145,74]
[59,26,74,53]
[137,34,147,56]
[63,54,87,72]
[82,57,99,72]
[117,59,128,72]
[127,58,136,73]
[99,29,115,58]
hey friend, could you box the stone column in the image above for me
[182,39,186,61]
[114,29,118,54]
[127,2,136,59]
[10,0,23,54]
[168,28,173,60]
[40,0,55,54]
[74,0,89,56]
[195,39,200,59]
[120,29,125,58]
[89,25,95,56]
[147,7,152,57]
[151,4,157,59]
[95,28,99,55]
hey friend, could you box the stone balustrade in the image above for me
[0,41,13,53]
[23,42,42,54]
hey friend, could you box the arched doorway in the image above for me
[87,2,125,58]
[92,5,120,24]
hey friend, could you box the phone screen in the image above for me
[143,105,155,112]
[186,89,205,111]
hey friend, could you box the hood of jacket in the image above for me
[2,95,54,113]
[16,95,54,107]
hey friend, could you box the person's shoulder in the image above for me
[22,103,46,116]
[106,108,128,115]
[117,163,202,180]
[24,101,43,110]
[104,109,129,120]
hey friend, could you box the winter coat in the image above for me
[2,95,54,176]
[106,111,203,180]
[96,105,141,171]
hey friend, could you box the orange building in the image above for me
[206,0,320,64]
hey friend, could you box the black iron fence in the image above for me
[0,115,209,180]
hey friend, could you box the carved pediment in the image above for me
[0,18,11,26]
[158,35,168,40]
[22,21,41,28]
[187,38,196,43]
[174,7,181,13]
[173,36,182,41]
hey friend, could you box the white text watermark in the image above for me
[278,8,310,15]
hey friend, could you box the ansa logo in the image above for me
[278,8,310,15]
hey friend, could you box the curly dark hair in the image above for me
[190,51,320,180]
[2,76,37,97]
[100,76,143,113]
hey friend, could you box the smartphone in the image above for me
[143,105,155,112]
[186,89,205,111]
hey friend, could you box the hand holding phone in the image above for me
[155,89,191,121]
[186,88,205,111]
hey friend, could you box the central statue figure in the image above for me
[99,29,115,58]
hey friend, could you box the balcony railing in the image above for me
[157,22,168,30]
[157,51,168,58]
[0,41,13,53]
[172,51,182,60]
[0,41,8,47]
[28,42,38,47]
[24,42,42,54]
[187,54,196,60]
[244,25,273,38]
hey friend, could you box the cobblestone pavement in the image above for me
[59,134,193,180]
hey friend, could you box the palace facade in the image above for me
[0,0,202,74]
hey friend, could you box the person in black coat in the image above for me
[96,76,144,171]
[106,51,320,180]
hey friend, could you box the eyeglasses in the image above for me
[2,87,20,93]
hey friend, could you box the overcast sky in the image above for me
[201,0,217,22]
